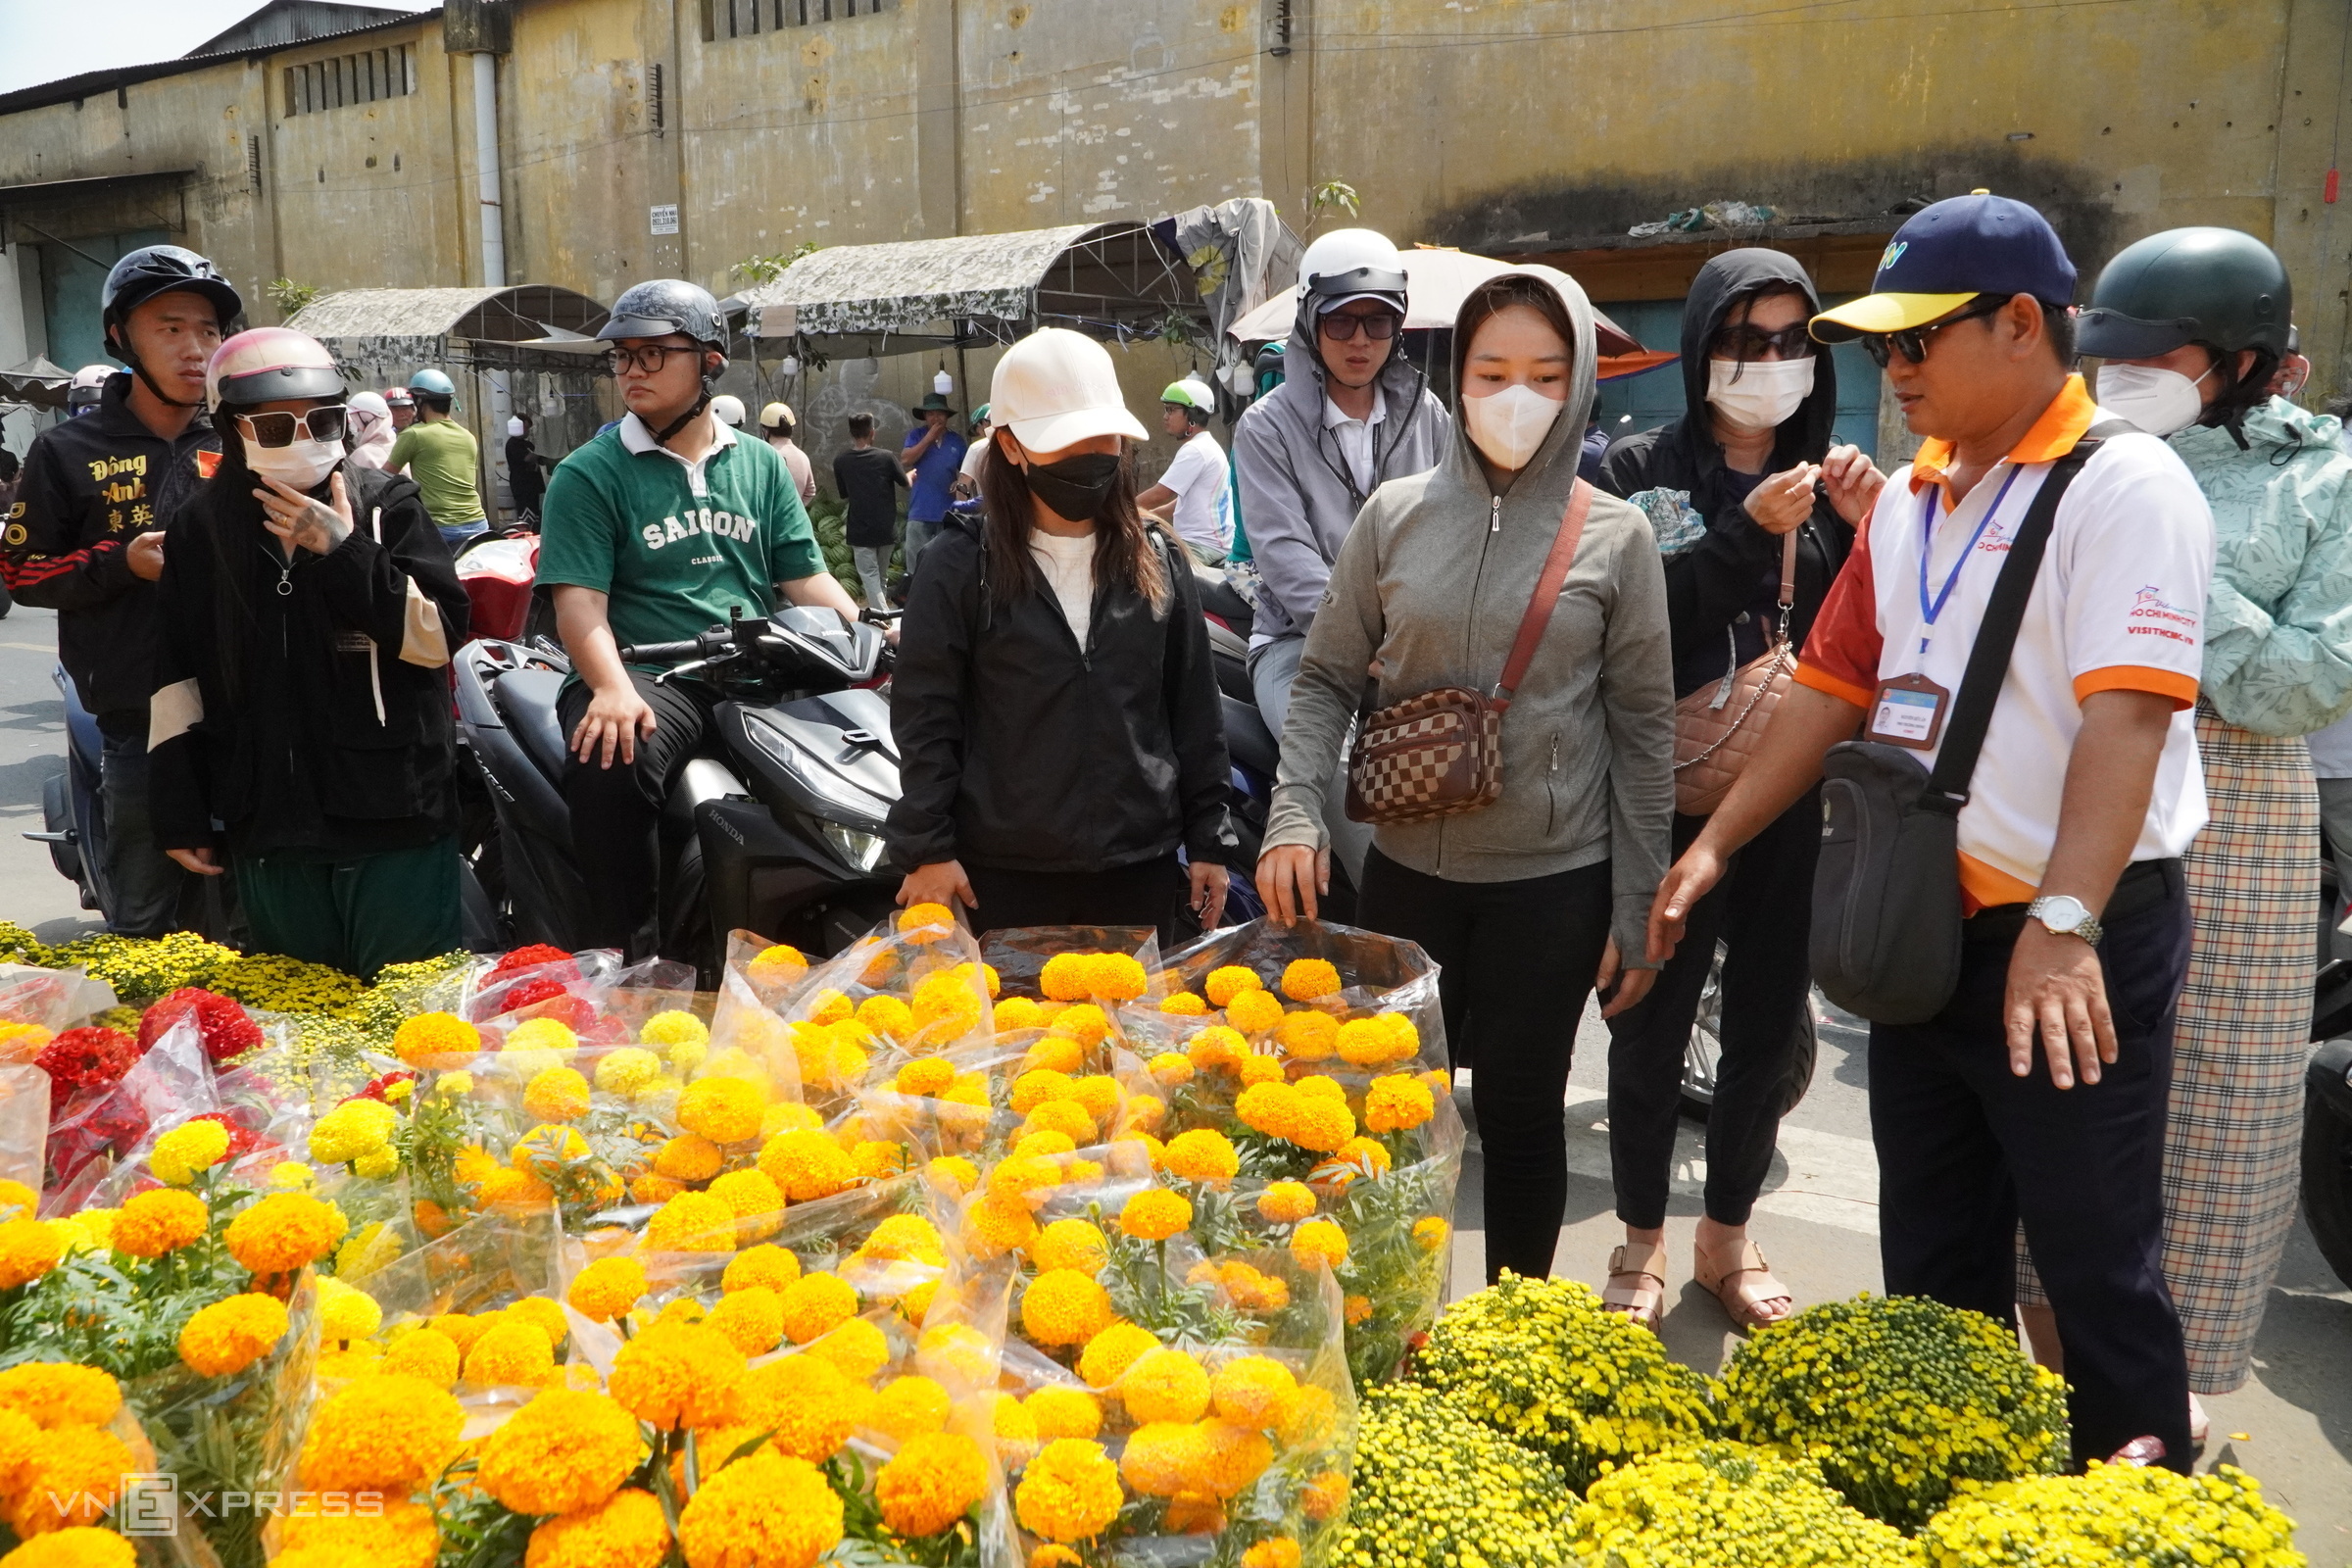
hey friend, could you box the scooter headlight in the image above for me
[823,822,888,873]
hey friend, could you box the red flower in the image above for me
[354,1071,417,1103]
[34,1027,138,1095]
[139,989,265,1065]
[490,944,576,979]
[497,976,570,1013]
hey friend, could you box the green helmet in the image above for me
[2076,227,2292,360]
[1160,377,1214,411]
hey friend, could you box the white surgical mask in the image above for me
[1460,383,1563,471]
[244,437,343,491]
[1706,356,1815,432]
[2097,363,2212,437]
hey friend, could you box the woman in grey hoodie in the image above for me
[1256,268,1677,1284]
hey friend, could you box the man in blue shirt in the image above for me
[899,392,967,576]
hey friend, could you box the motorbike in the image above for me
[26,663,111,919]
[454,605,904,980]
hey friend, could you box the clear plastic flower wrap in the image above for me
[978,925,1164,1012]
[0,1357,228,1568]
[856,1025,1157,1175]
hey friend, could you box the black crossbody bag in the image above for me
[1810,424,2131,1024]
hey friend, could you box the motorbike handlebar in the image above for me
[617,639,706,663]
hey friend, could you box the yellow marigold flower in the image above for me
[713,1248,796,1299]
[1121,1420,1208,1497]
[778,1270,859,1345]
[434,1070,474,1098]
[994,997,1045,1031]
[852,1140,906,1181]
[657,1298,708,1329]
[1279,957,1342,1002]
[47,1211,110,1254]
[988,1153,1065,1208]
[223,1192,338,1274]
[150,1117,232,1185]
[1203,965,1262,1007]
[1091,954,1150,1002]
[645,1192,737,1253]
[1235,1053,1286,1087]
[352,1145,400,1180]
[428,1311,487,1351]
[112,1188,207,1257]
[744,1353,873,1462]
[1048,1003,1110,1048]
[709,1168,787,1243]
[1413,1216,1450,1251]
[1253,1182,1316,1225]
[1288,1096,1355,1153]
[466,1318,558,1388]
[510,1296,570,1350]
[898,901,956,941]
[1121,1094,1166,1133]
[1121,1347,1211,1424]
[1365,1073,1436,1133]
[5,1424,127,1534]
[1008,1068,1074,1117]
[1067,1074,1120,1122]
[1209,1355,1297,1428]
[708,1287,785,1356]
[524,1487,668,1568]
[641,1009,710,1053]
[1190,1417,1274,1498]
[1335,1017,1396,1066]
[1160,991,1208,1015]
[383,1327,461,1388]
[509,1014,581,1058]
[567,1257,651,1323]
[678,1076,764,1145]
[317,1276,383,1343]
[310,1097,398,1165]
[630,1174,684,1205]
[1022,1268,1113,1348]
[798,987,851,1028]
[762,1101,825,1136]
[859,1213,946,1265]
[1275,1009,1339,1061]
[393,1010,479,1068]
[1037,952,1094,1002]
[1162,1128,1239,1184]
[1024,1385,1103,1442]
[523,1066,592,1122]
[866,1374,951,1442]
[1344,1293,1377,1325]
[1031,1548,1087,1568]
[677,1447,842,1568]
[910,1321,991,1387]
[0,1528,138,1567]
[758,1129,857,1203]
[654,1133,723,1182]
[1014,1131,1077,1159]
[1030,1217,1109,1275]
[1015,1439,1123,1544]
[612,1321,745,1432]
[962,1192,1038,1258]
[1149,1051,1195,1086]
[593,1047,662,1097]
[1291,1218,1348,1271]
[894,1056,956,1098]
[749,941,811,979]
[1186,1025,1248,1074]
[479,1387,645,1516]
[993,1392,1041,1469]
[1022,1099,1096,1144]
[1224,988,1285,1035]
[804,1316,890,1382]
[298,1372,464,1493]
[1241,1536,1302,1568]
[1274,1383,1338,1448]
[0,1364,118,1433]
[1301,1467,1348,1522]
[1118,1188,1192,1242]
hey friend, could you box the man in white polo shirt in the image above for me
[1647,193,2212,1468]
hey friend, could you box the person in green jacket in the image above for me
[2024,227,2352,1445]
[387,368,488,551]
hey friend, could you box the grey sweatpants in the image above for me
[853,546,891,611]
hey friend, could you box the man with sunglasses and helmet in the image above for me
[1647,192,2216,1469]
[2,245,240,936]
[146,327,470,977]
[538,279,866,958]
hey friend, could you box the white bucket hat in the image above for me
[990,327,1149,453]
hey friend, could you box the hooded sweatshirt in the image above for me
[346,393,398,471]
[1598,248,1851,701]
[1231,309,1453,641]
[1262,267,1676,961]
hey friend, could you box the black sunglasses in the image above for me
[1860,295,2008,368]
[1713,321,1815,361]
[235,406,348,447]
[607,343,702,374]
[1317,311,1402,343]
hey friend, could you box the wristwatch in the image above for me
[2027,894,2103,946]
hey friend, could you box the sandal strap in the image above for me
[1700,1241,1791,1321]
[1601,1243,1669,1312]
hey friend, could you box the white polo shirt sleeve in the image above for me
[2057,430,2211,710]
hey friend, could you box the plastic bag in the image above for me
[44,1015,219,1202]
[0,1063,49,1196]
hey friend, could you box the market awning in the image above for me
[0,356,74,413]
[735,221,1201,349]
[286,285,611,346]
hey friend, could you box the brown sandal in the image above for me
[1601,1242,1670,1332]
[1694,1239,1793,1333]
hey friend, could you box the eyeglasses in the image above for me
[1317,311,1402,343]
[607,343,700,375]
[1860,295,2009,368]
[1713,322,1815,362]
[235,406,347,447]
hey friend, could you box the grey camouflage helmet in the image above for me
[598,279,728,349]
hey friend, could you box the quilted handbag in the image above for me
[1345,482,1593,825]
[1672,529,1798,816]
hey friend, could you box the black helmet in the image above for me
[598,279,727,349]
[2075,227,2293,360]
[101,245,242,352]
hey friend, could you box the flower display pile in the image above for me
[1914,1460,2305,1567]
[1565,1442,1916,1567]
[1330,1379,1574,1568]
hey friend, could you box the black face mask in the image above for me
[1024,452,1122,522]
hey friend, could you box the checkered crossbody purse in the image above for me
[1345,482,1593,825]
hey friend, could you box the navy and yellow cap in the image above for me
[1812,191,2077,343]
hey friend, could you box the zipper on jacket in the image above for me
[1544,733,1560,837]
[1490,495,1501,534]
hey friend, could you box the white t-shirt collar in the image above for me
[621,411,739,498]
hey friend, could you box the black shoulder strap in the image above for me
[1921,420,2135,812]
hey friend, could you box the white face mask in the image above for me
[244,437,343,491]
[2097,363,2212,437]
[1706,356,1815,432]
[1460,383,1564,471]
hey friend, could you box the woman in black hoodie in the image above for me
[1596,250,1883,1330]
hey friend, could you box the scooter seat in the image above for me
[493,667,572,783]
[1221,693,1280,779]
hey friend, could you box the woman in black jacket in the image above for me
[1595,250,1883,1330]
[887,328,1234,938]
[150,327,470,978]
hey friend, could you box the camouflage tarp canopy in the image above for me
[285,285,611,371]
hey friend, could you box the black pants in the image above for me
[1605,789,1820,1229]
[557,673,721,958]
[1871,864,2192,1470]
[964,855,1190,946]
[1358,847,1614,1284]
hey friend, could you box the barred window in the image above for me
[284,43,416,116]
[710,0,895,42]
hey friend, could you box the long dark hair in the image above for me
[974,432,1170,616]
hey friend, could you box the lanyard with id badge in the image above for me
[1866,466,2027,752]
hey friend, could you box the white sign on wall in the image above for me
[650,204,680,236]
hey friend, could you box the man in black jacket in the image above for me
[1,246,240,935]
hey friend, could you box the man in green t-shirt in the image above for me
[385,368,487,550]
[538,279,867,956]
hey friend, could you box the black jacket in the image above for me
[1599,249,1853,700]
[1,372,220,716]
[886,512,1235,875]
[149,460,470,858]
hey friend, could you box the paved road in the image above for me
[0,606,104,943]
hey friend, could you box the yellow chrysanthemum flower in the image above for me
[178,1293,290,1376]
[677,1448,843,1568]
[222,1192,339,1275]
[522,1487,668,1568]
[317,1276,384,1343]
[296,1372,465,1493]
[1224,988,1285,1035]
[393,1010,480,1068]
[1290,1218,1349,1271]
[1118,1188,1192,1242]
[1024,1384,1103,1442]
[593,1047,663,1096]
[382,1328,461,1388]
[1162,1129,1240,1184]
[523,1066,592,1123]
[778,1271,860,1346]
[151,1117,232,1185]
[1014,1439,1123,1544]
[477,1387,644,1516]
[645,1192,738,1253]
[610,1321,746,1432]
[723,1243,802,1294]
[111,1188,208,1258]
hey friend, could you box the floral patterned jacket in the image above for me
[2174,396,2352,737]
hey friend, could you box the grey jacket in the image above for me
[1262,267,1676,963]
[1232,318,1453,640]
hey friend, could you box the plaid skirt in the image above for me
[2019,707,2316,1393]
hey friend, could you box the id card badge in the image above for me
[1866,672,1950,750]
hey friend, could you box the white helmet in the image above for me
[67,365,114,415]
[709,393,745,426]
[1297,228,1408,317]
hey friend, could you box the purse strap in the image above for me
[1492,479,1593,710]
[1920,420,2134,814]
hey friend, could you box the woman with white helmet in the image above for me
[145,326,472,977]
[344,391,396,470]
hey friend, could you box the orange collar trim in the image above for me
[1909,374,2097,497]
